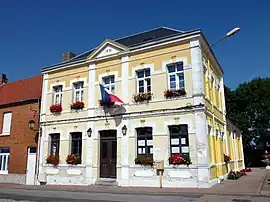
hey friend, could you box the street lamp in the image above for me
[87,128,92,137]
[203,27,240,52]
[122,125,127,136]
[28,120,36,130]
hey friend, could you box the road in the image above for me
[0,188,198,202]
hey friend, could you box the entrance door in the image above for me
[100,130,117,178]
[26,147,37,185]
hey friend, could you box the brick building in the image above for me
[0,74,42,184]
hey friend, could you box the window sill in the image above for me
[43,163,86,168]
[0,134,10,137]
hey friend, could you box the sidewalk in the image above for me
[0,168,267,197]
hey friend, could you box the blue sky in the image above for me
[0,1,269,88]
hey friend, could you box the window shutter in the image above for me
[2,113,12,134]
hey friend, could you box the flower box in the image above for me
[227,169,246,180]
[66,154,81,165]
[50,104,62,113]
[164,89,186,98]
[224,154,231,164]
[98,99,115,107]
[46,155,59,167]
[70,101,85,110]
[168,154,191,166]
[135,156,154,166]
[133,92,152,103]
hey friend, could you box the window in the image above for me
[73,82,84,102]
[103,76,115,94]
[0,147,9,174]
[53,85,63,105]
[50,133,60,156]
[71,132,82,160]
[2,112,12,135]
[136,127,153,156]
[167,63,184,90]
[169,125,189,155]
[137,69,151,93]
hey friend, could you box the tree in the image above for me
[225,78,270,165]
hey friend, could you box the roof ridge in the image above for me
[160,26,185,33]
[114,26,180,42]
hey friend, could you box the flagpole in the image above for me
[99,82,108,123]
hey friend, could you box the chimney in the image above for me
[0,74,8,85]
[62,52,76,62]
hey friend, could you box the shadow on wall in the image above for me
[103,105,127,127]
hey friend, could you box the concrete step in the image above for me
[95,178,118,186]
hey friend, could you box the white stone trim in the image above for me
[121,56,129,103]
[69,77,88,87]
[96,71,120,85]
[48,81,66,94]
[130,63,154,79]
[190,38,204,105]
[162,57,188,72]
[88,63,96,117]
[41,74,48,119]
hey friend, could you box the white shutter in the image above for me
[2,112,12,134]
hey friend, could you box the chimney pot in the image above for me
[0,74,8,85]
[62,52,76,62]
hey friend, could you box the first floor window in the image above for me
[136,127,153,156]
[2,112,12,135]
[50,133,60,156]
[53,85,63,105]
[167,63,184,90]
[71,132,82,159]
[73,82,84,102]
[0,148,9,174]
[137,69,151,93]
[103,75,115,94]
[169,125,189,155]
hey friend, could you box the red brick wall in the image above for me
[0,101,39,174]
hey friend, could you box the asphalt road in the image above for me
[0,188,198,202]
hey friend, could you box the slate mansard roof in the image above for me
[42,27,201,71]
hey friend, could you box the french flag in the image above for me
[99,84,124,104]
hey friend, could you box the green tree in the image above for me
[225,78,270,165]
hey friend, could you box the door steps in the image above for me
[95,178,118,186]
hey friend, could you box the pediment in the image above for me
[87,39,129,60]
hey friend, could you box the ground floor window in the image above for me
[0,148,10,174]
[71,132,82,160]
[50,133,60,156]
[169,125,189,155]
[136,127,153,157]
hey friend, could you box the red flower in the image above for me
[71,101,85,110]
[50,104,62,113]
[164,89,186,98]
[66,154,81,165]
[169,154,191,165]
[46,155,60,167]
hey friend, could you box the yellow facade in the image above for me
[39,27,244,187]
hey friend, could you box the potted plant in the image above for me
[98,99,115,107]
[168,153,191,166]
[164,89,186,98]
[133,92,152,103]
[66,154,81,165]
[50,104,62,113]
[46,155,60,167]
[70,101,85,110]
[135,156,154,167]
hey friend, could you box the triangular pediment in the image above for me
[87,39,129,60]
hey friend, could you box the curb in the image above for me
[0,186,268,198]
[258,169,268,194]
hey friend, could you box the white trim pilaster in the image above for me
[121,56,129,103]
[41,74,48,121]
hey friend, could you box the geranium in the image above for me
[70,101,85,110]
[164,89,186,98]
[133,92,152,103]
[50,104,62,113]
[66,154,81,165]
[135,156,154,166]
[168,154,191,166]
[98,99,115,107]
[224,154,231,164]
[245,168,252,172]
[46,155,59,167]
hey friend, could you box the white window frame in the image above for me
[73,82,84,102]
[1,112,12,135]
[167,63,185,90]
[136,69,151,93]
[102,75,115,94]
[0,148,10,174]
[53,85,63,105]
